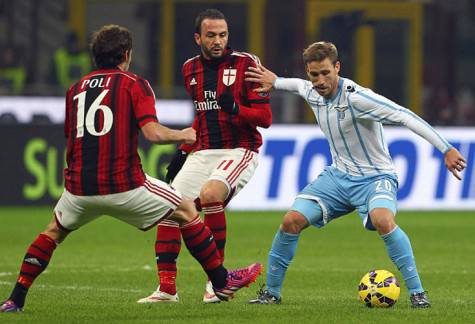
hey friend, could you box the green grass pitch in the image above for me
[1,207,474,323]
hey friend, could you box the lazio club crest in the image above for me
[222,68,237,86]
[335,105,348,120]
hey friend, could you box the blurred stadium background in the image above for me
[0,0,474,208]
[0,0,474,322]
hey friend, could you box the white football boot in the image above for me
[137,285,179,303]
[203,280,221,303]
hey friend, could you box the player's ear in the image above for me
[305,63,311,77]
[334,61,340,73]
[194,33,201,46]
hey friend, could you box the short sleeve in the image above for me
[131,78,159,127]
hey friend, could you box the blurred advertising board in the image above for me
[230,126,475,210]
[0,125,474,210]
[0,97,194,124]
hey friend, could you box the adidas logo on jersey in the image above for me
[190,78,197,86]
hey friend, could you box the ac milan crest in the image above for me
[222,68,237,86]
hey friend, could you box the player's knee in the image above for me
[172,199,197,224]
[370,209,396,234]
[42,218,68,243]
[200,181,228,203]
[281,211,308,234]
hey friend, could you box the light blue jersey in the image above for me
[274,77,452,176]
[264,76,432,301]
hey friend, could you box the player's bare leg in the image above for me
[370,208,430,308]
[1,216,69,312]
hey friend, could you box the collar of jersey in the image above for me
[324,77,344,105]
[92,67,121,73]
[200,47,233,66]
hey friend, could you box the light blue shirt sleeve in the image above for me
[273,77,313,100]
[349,88,452,154]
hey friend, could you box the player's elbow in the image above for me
[141,122,162,143]
[143,130,161,143]
[259,109,272,128]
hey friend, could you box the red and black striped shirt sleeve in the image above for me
[237,58,272,128]
[131,77,159,127]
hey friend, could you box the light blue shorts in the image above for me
[290,166,398,231]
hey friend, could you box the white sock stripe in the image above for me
[180,216,201,229]
[228,151,254,185]
[226,150,251,184]
[202,208,224,213]
[202,207,224,214]
[145,180,181,202]
[144,182,181,206]
[159,220,180,227]
[203,209,224,214]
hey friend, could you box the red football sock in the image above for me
[180,216,227,288]
[203,202,226,262]
[156,220,181,295]
[17,233,57,288]
[10,233,57,307]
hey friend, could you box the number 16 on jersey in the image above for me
[73,89,113,138]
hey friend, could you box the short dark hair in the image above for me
[302,41,338,65]
[90,25,132,69]
[194,9,226,34]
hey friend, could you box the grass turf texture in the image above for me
[0,208,474,323]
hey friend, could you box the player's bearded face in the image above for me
[195,19,229,59]
[306,59,340,99]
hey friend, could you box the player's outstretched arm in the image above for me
[141,122,196,145]
[246,65,311,97]
[444,147,467,180]
[245,65,277,93]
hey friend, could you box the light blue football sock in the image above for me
[266,230,300,298]
[381,226,424,295]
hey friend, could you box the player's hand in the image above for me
[245,64,277,93]
[166,149,188,183]
[218,90,239,115]
[445,147,466,180]
[181,127,196,145]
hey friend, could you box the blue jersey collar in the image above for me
[325,77,343,104]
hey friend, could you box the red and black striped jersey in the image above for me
[64,68,158,196]
[181,49,271,153]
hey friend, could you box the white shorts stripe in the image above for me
[226,150,251,184]
[53,175,181,231]
[145,180,181,203]
[171,148,258,200]
[144,182,181,206]
[369,194,394,204]
[227,150,254,185]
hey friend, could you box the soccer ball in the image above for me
[358,269,400,308]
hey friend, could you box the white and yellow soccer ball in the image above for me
[358,269,400,308]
